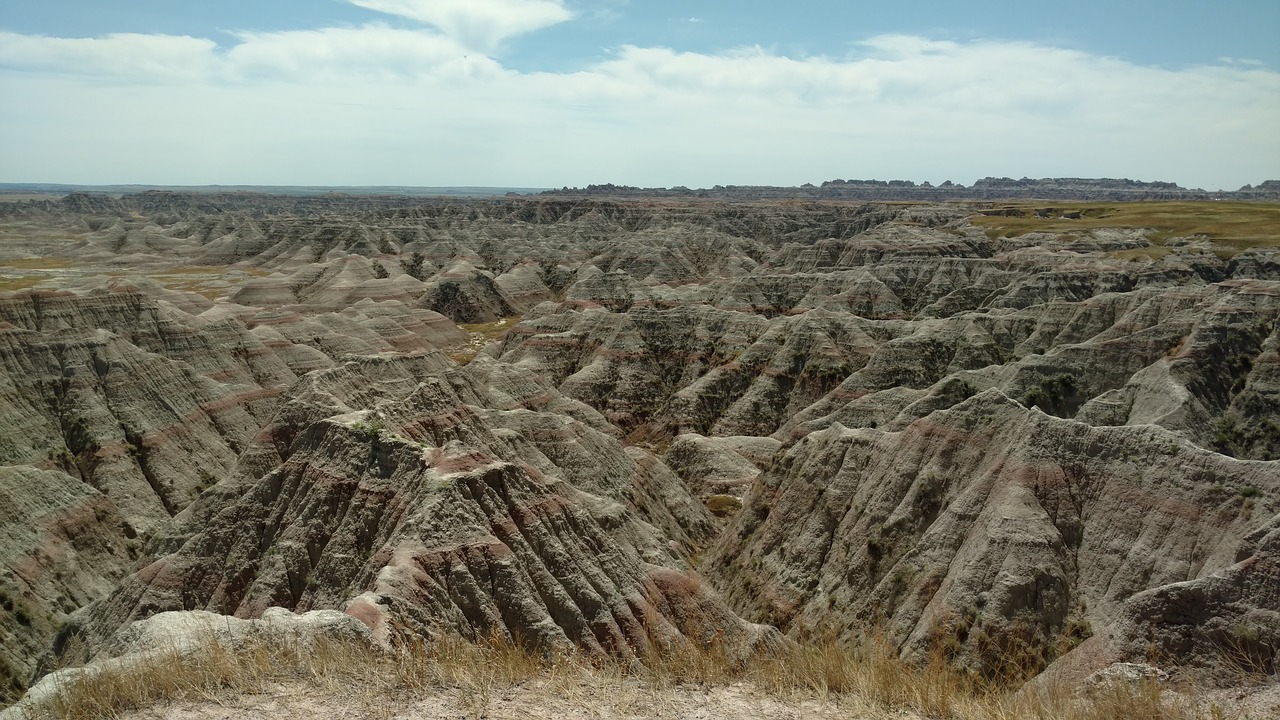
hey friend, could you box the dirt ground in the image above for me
[118,677,908,720]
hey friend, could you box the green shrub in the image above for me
[1021,374,1083,418]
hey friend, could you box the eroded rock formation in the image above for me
[0,193,1276,706]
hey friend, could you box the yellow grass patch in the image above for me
[705,494,744,518]
[145,266,269,298]
[0,276,45,292]
[457,316,523,340]
[450,316,522,365]
[969,202,1280,254]
[0,258,77,270]
[0,193,64,202]
[23,625,1218,720]
[150,265,270,277]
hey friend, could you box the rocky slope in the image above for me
[0,284,462,699]
[0,193,1276,707]
[700,390,1277,680]
[56,351,769,670]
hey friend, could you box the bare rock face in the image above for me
[490,220,1279,467]
[1076,280,1280,459]
[0,286,464,700]
[700,390,1278,681]
[0,466,132,698]
[663,434,781,516]
[56,350,768,668]
[1079,513,1280,684]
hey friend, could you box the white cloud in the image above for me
[348,0,572,51]
[1218,56,1264,67]
[0,31,217,82]
[0,26,500,84]
[226,26,496,81]
[0,29,1276,189]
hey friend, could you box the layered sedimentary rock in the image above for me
[1,193,1277,707]
[0,285,463,699]
[498,233,1279,457]
[57,350,766,671]
[700,390,1278,681]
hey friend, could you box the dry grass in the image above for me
[968,201,1280,253]
[0,276,45,293]
[0,258,77,270]
[704,494,744,518]
[0,261,270,299]
[0,258,74,294]
[16,626,1221,720]
[143,266,269,299]
[449,316,521,364]
[0,194,65,203]
[150,266,263,277]
[457,316,522,342]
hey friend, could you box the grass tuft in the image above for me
[18,622,1216,720]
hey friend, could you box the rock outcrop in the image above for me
[0,285,463,700]
[56,350,768,671]
[700,390,1278,681]
[1,607,371,720]
[1,193,1276,707]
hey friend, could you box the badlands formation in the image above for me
[0,191,1276,713]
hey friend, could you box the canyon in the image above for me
[0,190,1276,715]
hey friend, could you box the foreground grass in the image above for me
[967,201,1280,252]
[16,629,1219,720]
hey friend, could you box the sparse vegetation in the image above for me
[400,251,428,280]
[0,276,45,292]
[0,258,77,270]
[1222,622,1276,676]
[24,625,1210,720]
[129,265,272,299]
[448,315,521,365]
[194,469,218,495]
[598,271,635,313]
[537,259,576,296]
[1212,413,1280,461]
[704,494,743,518]
[1021,373,1084,418]
[968,201,1280,254]
[351,419,384,443]
[1106,246,1178,262]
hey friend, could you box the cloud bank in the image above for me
[0,10,1276,188]
[350,0,573,51]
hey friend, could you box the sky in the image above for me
[1,1,1278,189]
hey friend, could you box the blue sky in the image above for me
[1,1,1277,188]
